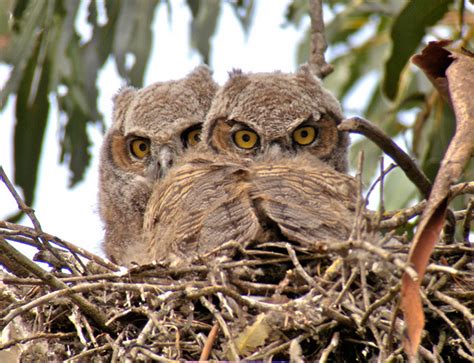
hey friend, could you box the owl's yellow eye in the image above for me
[186,129,201,146]
[292,126,317,146]
[233,129,259,149]
[181,124,202,148]
[130,138,150,159]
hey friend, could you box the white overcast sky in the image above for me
[0,1,369,257]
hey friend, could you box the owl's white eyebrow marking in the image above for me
[286,114,320,132]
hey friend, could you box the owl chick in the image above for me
[202,64,349,172]
[99,66,218,266]
[143,66,356,264]
[143,152,358,264]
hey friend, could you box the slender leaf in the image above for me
[59,88,91,186]
[383,0,452,100]
[230,0,255,35]
[189,0,221,64]
[13,37,50,207]
[113,0,158,87]
[0,0,47,109]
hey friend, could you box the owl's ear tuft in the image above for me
[187,65,214,82]
[228,68,244,79]
[185,65,219,104]
[295,63,321,83]
[112,86,136,127]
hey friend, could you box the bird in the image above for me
[98,66,219,266]
[142,65,358,265]
[202,65,349,173]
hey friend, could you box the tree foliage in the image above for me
[0,0,472,213]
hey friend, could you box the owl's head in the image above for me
[99,66,218,265]
[105,65,218,181]
[202,65,349,172]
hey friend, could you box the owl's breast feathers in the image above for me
[143,154,359,264]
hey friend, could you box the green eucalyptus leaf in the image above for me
[47,1,79,93]
[383,0,452,100]
[113,0,158,87]
[284,0,308,27]
[229,0,255,35]
[420,99,455,182]
[13,37,50,207]
[58,86,91,187]
[0,0,47,109]
[325,33,389,101]
[189,0,220,64]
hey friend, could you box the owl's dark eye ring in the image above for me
[233,129,259,149]
[181,124,202,148]
[292,125,318,146]
[129,137,151,159]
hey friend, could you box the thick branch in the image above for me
[338,116,432,198]
[308,0,333,78]
[0,236,112,333]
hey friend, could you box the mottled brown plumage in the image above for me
[143,152,357,263]
[142,66,356,263]
[202,64,349,172]
[99,66,218,266]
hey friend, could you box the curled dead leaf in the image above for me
[403,43,474,357]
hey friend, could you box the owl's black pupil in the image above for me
[242,134,251,142]
[300,130,308,138]
[194,134,200,141]
[139,143,147,152]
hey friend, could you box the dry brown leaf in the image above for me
[233,313,271,357]
[403,43,474,357]
[411,40,453,104]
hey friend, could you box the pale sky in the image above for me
[1,1,319,256]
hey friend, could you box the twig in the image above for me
[379,201,427,229]
[319,332,340,362]
[0,166,43,232]
[63,344,113,362]
[451,181,474,197]
[462,198,473,243]
[332,268,358,306]
[246,332,314,360]
[199,323,219,361]
[0,167,76,271]
[360,284,400,326]
[128,347,177,362]
[433,290,474,327]
[308,0,333,77]
[429,254,471,292]
[200,296,239,361]
[286,243,327,296]
[322,239,419,282]
[422,292,473,355]
[127,319,155,362]
[338,117,432,198]
[0,332,76,350]
[365,159,397,204]
[0,220,120,272]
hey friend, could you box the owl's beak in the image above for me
[266,140,290,159]
[158,145,174,178]
[147,145,174,180]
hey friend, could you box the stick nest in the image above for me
[0,197,473,362]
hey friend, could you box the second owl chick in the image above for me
[99,66,218,266]
[203,64,349,172]
[143,66,357,264]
